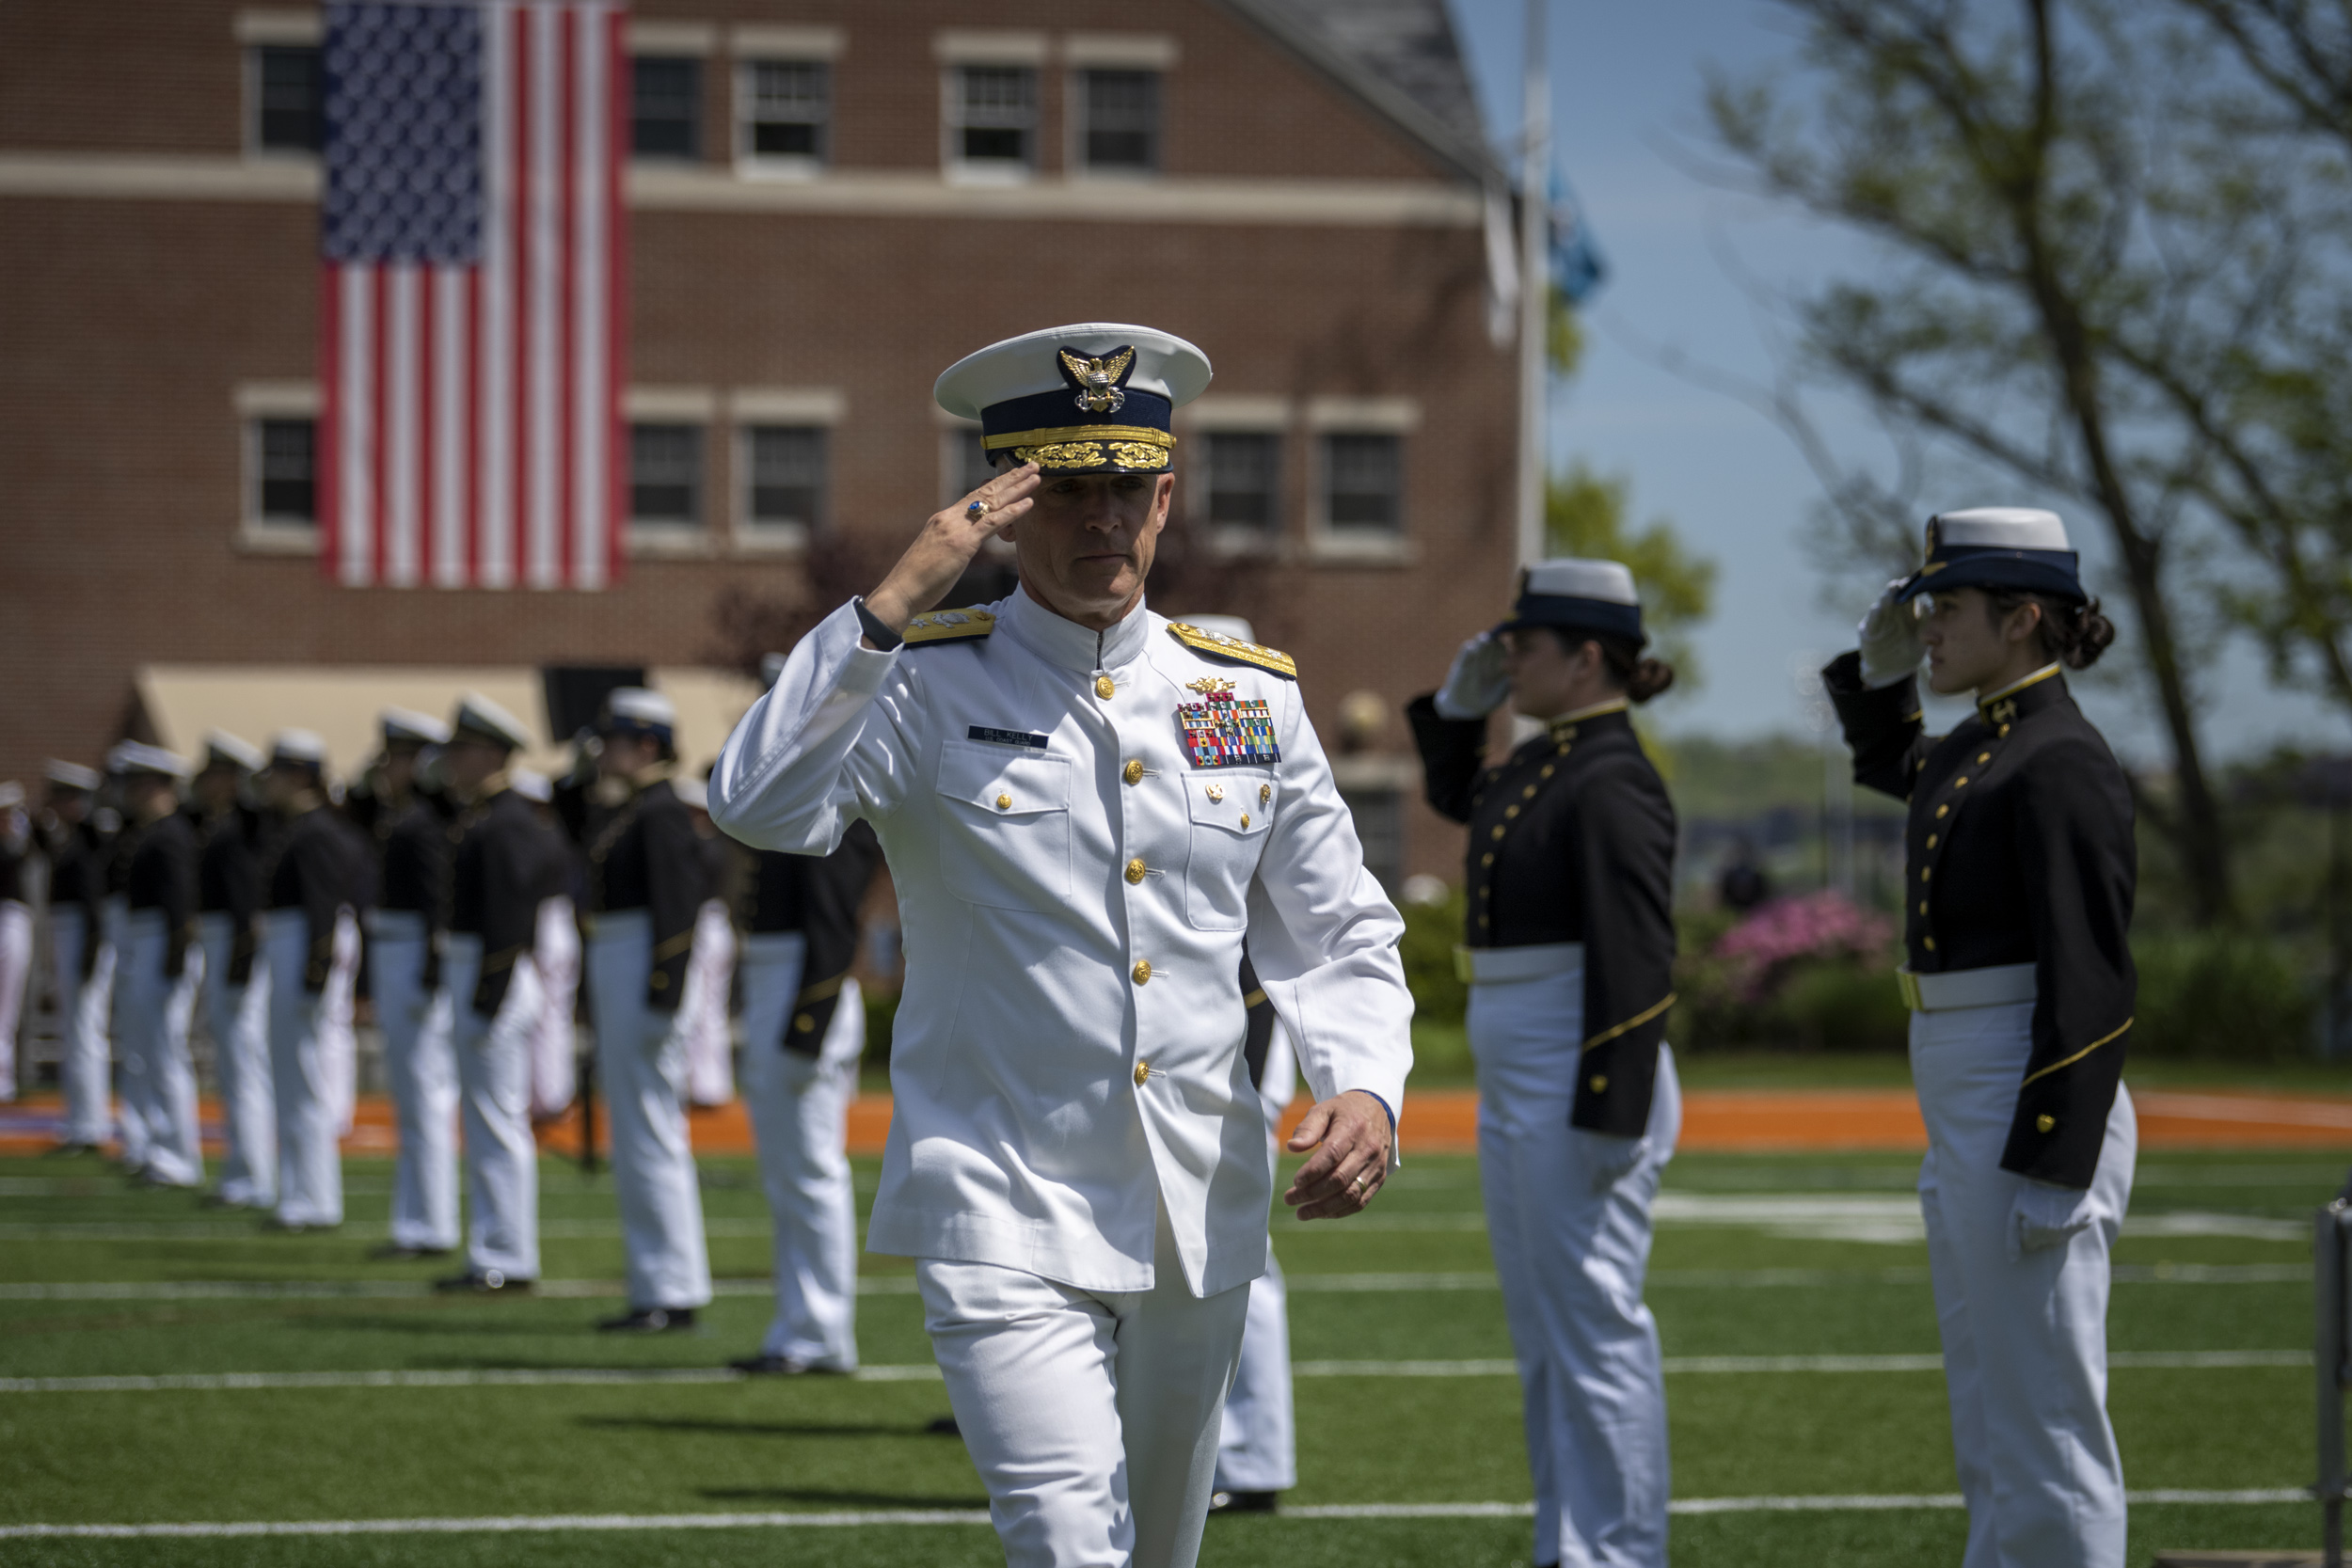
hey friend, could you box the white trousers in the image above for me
[588,910,711,1310]
[1912,1001,2136,1568]
[114,910,205,1186]
[1470,964,1679,1568]
[264,909,353,1227]
[320,911,360,1137]
[0,899,28,1100]
[51,903,116,1144]
[1216,1021,1298,1495]
[532,897,580,1119]
[102,899,152,1168]
[370,911,459,1251]
[681,899,738,1107]
[921,1203,1251,1568]
[739,932,862,1369]
[199,913,275,1207]
[444,933,544,1281]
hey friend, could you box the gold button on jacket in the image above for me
[1134,1061,1151,1087]
[1132,958,1152,984]
[1122,759,1145,785]
[1124,858,1147,885]
[1094,674,1116,699]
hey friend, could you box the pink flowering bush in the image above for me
[1713,891,1895,1003]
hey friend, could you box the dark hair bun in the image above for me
[2059,600,2115,670]
[1627,658,1677,704]
[1587,634,1677,705]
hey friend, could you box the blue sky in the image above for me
[1441,0,2345,763]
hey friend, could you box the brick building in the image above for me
[0,0,1522,885]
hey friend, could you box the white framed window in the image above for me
[945,64,1038,181]
[739,425,828,544]
[628,422,705,529]
[1318,433,1404,536]
[739,58,831,169]
[235,381,321,552]
[1074,69,1160,175]
[631,55,703,160]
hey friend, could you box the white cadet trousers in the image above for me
[264,909,351,1227]
[320,911,360,1137]
[1912,1000,2136,1568]
[681,899,737,1108]
[920,1202,1252,1568]
[103,899,153,1168]
[588,910,711,1310]
[199,912,274,1208]
[51,902,116,1145]
[739,932,862,1369]
[370,911,459,1252]
[531,897,580,1119]
[0,899,29,1100]
[1470,963,1680,1568]
[1216,1020,1299,1496]
[115,910,205,1187]
[444,933,544,1282]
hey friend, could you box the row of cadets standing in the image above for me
[1407,559,1684,1568]
[193,732,275,1209]
[43,760,115,1149]
[258,731,373,1230]
[365,709,464,1259]
[729,656,882,1374]
[432,695,568,1292]
[569,689,714,1331]
[0,782,31,1102]
[109,744,208,1188]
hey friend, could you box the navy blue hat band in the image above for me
[1497,594,1645,645]
[1901,546,2082,602]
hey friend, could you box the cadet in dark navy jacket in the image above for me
[113,746,205,1188]
[40,761,115,1149]
[580,689,714,1332]
[193,731,274,1209]
[1823,506,2135,1568]
[0,782,29,1103]
[1406,559,1680,1568]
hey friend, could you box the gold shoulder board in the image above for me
[902,607,998,647]
[1166,622,1297,681]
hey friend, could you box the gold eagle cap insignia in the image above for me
[1059,346,1136,415]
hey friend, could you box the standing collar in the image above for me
[1547,697,1631,744]
[998,583,1153,673]
[1977,663,2066,726]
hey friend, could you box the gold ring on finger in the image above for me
[967,499,992,521]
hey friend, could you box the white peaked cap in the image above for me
[381,707,453,746]
[604,688,676,728]
[450,692,534,752]
[1523,558,1640,605]
[44,760,102,791]
[1930,507,2071,550]
[111,741,188,779]
[933,322,1214,419]
[670,775,709,813]
[203,729,267,773]
[509,768,553,803]
[1182,614,1257,643]
[271,730,330,768]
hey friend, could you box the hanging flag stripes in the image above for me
[320,1,626,590]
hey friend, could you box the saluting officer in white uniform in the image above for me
[713,324,1414,1568]
[41,761,115,1151]
[580,689,714,1332]
[367,709,463,1259]
[1826,511,2137,1568]
[111,745,207,1189]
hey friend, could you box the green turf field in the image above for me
[0,1139,2336,1565]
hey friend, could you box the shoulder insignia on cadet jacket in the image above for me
[1166,622,1297,680]
[903,608,997,646]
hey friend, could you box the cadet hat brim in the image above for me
[449,693,534,753]
[381,707,453,748]
[109,741,189,780]
[934,323,1212,476]
[1495,558,1646,647]
[269,730,330,771]
[44,760,103,792]
[1897,507,2085,603]
[202,729,267,774]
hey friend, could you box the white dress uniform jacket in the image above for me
[712,591,1413,1299]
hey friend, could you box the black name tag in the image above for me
[967,726,1050,751]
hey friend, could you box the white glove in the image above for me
[2009,1179,2097,1260]
[1434,631,1511,720]
[1857,578,1921,689]
[1572,1128,1649,1194]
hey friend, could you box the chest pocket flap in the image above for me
[935,741,1073,909]
[1184,771,1278,837]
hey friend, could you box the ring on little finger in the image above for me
[967,499,993,521]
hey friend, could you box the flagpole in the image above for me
[1516,0,1551,568]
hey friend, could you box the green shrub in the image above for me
[2129,932,2319,1061]
[1400,890,1468,1028]
[1779,961,1910,1052]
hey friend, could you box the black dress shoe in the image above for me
[925,1414,961,1436]
[1207,1490,1279,1515]
[597,1307,697,1333]
[728,1353,841,1375]
[433,1269,531,1294]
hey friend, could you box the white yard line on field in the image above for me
[0,1490,2309,1539]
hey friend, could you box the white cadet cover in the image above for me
[1523,558,1640,605]
[110,742,188,779]
[1931,507,2071,549]
[271,729,330,768]
[451,693,534,752]
[933,322,1214,419]
[44,760,103,791]
[605,688,677,728]
[712,591,1413,1300]
[381,707,453,747]
[203,729,268,773]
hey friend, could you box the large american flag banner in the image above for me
[321,1,626,589]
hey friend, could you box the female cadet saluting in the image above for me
[1406,559,1679,1568]
[1823,507,2135,1568]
